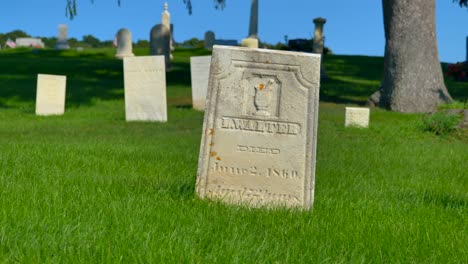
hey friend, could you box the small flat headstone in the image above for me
[196,46,321,209]
[35,74,67,116]
[190,56,211,111]
[345,107,370,128]
[123,56,167,122]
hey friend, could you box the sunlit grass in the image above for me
[0,48,466,263]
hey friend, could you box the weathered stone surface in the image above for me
[150,24,171,69]
[55,24,70,50]
[35,74,67,116]
[115,28,135,59]
[241,38,259,49]
[123,56,167,122]
[345,107,370,128]
[190,56,211,111]
[196,46,321,209]
[204,31,215,50]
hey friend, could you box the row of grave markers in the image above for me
[35,46,371,210]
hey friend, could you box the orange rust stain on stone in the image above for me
[208,128,214,135]
[216,157,221,161]
[259,83,265,90]
[210,151,217,157]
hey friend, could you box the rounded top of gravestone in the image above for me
[313,17,327,24]
[117,28,131,35]
[205,31,215,37]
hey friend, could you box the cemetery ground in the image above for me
[0,47,466,263]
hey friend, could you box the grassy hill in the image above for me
[0,48,466,263]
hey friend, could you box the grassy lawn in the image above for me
[0,48,466,263]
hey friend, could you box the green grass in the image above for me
[0,48,467,263]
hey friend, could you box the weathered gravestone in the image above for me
[204,31,215,50]
[55,24,70,50]
[115,28,135,59]
[196,46,321,209]
[150,24,171,70]
[345,107,370,128]
[190,56,211,111]
[123,56,167,122]
[35,74,67,116]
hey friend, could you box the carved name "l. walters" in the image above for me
[219,116,301,135]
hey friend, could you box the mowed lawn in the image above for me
[0,48,466,263]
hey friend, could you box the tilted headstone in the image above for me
[241,38,259,49]
[55,24,70,50]
[204,31,215,50]
[345,107,370,128]
[150,24,171,70]
[115,28,135,59]
[190,56,211,111]
[196,46,321,209]
[36,74,67,116]
[123,56,167,122]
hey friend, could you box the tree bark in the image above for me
[378,0,452,113]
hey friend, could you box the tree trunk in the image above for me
[378,0,452,113]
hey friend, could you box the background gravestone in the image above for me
[196,46,321,209]
[150,24,171,70]
[123,56,167,122]
[313,18,326,54]
[16,38,45,48]
[190,56,211,111]
[115,28,135,59]
[204,31,215,50]
[55,24,70,50]
[345,107,370,128]
[36,74,67,116]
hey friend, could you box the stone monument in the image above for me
[190,56,212,111]
[161,2,174,59]
[196,46,321,209]
[123,56,167,122]
[55,24,70,50]
[35,74,67,115]
[241,0,259,48]
[115,28,135,59]
[150,24,171,70]
[205,31,215,50]
[312,18,326,54]
[345,107,370,128]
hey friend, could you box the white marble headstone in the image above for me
[196,46,321,209]
[190,56,211,111]
[345,107,370,128]
[35,74,67,116]
[123,56,167,122]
